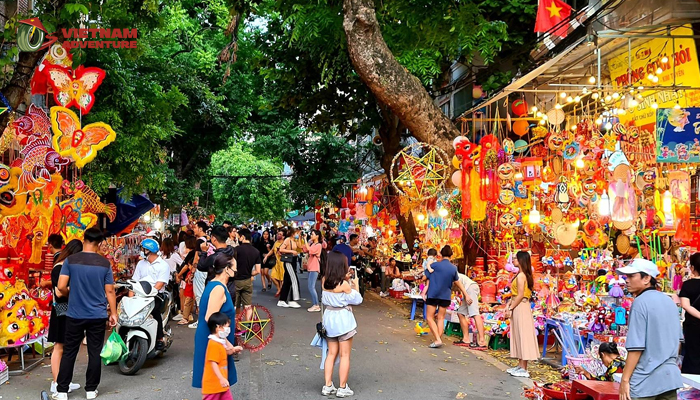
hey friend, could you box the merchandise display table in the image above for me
[571,380,619,400]
[682,374,700,390]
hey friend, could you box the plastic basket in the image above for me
[390,289,406,299]
[0,368,8,385]
[489,334,510,350]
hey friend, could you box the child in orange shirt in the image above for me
[202,312,242,400]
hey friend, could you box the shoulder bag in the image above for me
[316,302,327,339]
[280,240,296,264]
[53,299,68,316]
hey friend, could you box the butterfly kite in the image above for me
[50,107,116,168]
[47,66,105,114]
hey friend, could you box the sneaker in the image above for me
[86,390,99,399]
[233,353,240,362]
[287,301,301,308]
[172,313,183,321]
[380,291,389,298]
[511,369,530,378]
[506,366,522,374]
[336,385,354,398]
[321,383,337,396]
[307,305,321,312]
[50,393,67,400]
[51,382,81,393]
[188,321,198,329]
[277,301,289,308]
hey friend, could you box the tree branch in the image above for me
[343,0,458,154]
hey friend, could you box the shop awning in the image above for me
[106,192,155,236]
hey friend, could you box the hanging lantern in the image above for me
[511,99,529,117]
[512,120,530,136]
[598,192,611,216]
[357,186,368,202]
[384,215,391,225]
[367,186,374,201]
[365,202,373,216]
[341,196,348,208]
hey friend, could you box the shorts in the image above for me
[426,298,451,308]
[327,329,357,342]
[202,390,234,400]
[631,390,679,400]
[234,279,253,308]
[456,284,480,317]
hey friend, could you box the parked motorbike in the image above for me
[114,280,175,375]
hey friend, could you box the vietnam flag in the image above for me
[535,0,573,38]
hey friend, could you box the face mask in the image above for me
[140,251,146,259]
[218,327,230,338]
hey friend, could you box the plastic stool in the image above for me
[410,298,428,320]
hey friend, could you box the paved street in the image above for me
[2,274,527,400]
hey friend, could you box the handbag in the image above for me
[280,253,296,264]
[53,301,68,317]
[316,303,327,339]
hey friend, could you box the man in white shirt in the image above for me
[132,238,170,349]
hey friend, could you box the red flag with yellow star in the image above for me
[535,0,573,37]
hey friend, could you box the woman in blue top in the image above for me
[192,253,241,389]
[321,251,363,398]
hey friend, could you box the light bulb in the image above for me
[652,76,659,83]
[574,96,581,102]
[612,92,620,99]
[154,220,162,230]
[605,122,613,130]
[647,73,655,80]
[571,124,577,131]
[618,108,627,115]
[598,193,611,216]
[662,56,669,63]
[605,95,612,102]
[555,103,562,109]
[637,94,643,100]
[582,88,589,94]
[674,103,681,109]
[629,99,638,107]
[542,114,549,120]
[539,119,546,125]
[595,118,603,125]
[144,214,151,222]
[531,106,538,113]
[592,93,599,100]
[630,89,635,94]
[438,208,449,218]
[417,213,425,222]
[638,86,644,90]
[651,102,659,109]
[588,76,596,84]
[656,67,663,74]
[567,96,574,103]
[575,157,585,168]
[529,207,540,225]
[536,111,543,117]
[560,92,567,98]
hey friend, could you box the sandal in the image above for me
[177,319,189,325]
[429,342,443,349]
[262,288,267,292]
[453,340,469,347]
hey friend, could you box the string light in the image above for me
[582,87,589,94]
[612,92,620,99]
[662,56,669,63]
[637,94,643,100]
[605,95,612,102]
[652,76,659,83]
[571,124,578,131]
[542,114,549,120]
[438,208,449,217]
[674,102,682,109]
[629,99,638,107]
[555,103,562,109]
[591,92,600,100]
[574,96,581,102]
[656,67,663,74]
[588,76,596,84]
[651,102,659,109]
[638,86,644,90]
[595,118,603,125]
[560,92,567,98]
[647,73,655,80]
[539,119,546,125]
[618,108,627,115]
[605,121,613,130]
[531,106,538,113]
[566,96,574,103]
[536,111,543,117]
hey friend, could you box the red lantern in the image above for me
[348,202,356,210]
[384,216,391,225]
[512,120,530,137]
[341,197,348,208]
[371,218,378,228]
[341,210,347,219]
[350,209,357,216]
[511,99,529,117]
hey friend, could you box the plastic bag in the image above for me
[100,330,127,365]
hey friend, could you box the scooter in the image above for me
[114,280,175,375]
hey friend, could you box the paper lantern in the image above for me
[451,170,463,187]
[511,99,529,117]
[365,202,373,216]
[546,108,565,125]
[348,202,355,210]
[512,120,529,136]
[341,197,348,208]
[473,85,484,99]
[514,139,528,153]
[367,186,374,200]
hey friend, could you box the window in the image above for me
[452,87,472,118]
[440,102,450,119]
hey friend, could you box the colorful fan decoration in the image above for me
[46,66,105,114]
[391,142,450,201]
[50,106,116,168]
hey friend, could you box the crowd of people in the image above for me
[39,220,700,400]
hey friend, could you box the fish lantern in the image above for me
[512,120,529,137]
[511,99,529,117]
[341,196,348,209]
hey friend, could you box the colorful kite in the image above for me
[46,66,105,114]
[50,106,116,168]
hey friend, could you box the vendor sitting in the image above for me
[575,342,625,381]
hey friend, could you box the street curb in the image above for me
[367,291,534,387]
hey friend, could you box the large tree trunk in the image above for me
[343,0,459,154]
[0,50,46,129]
[377,103,418,252]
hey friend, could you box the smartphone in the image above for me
[349,266,357,279]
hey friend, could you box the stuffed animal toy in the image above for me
[0,313,30,347]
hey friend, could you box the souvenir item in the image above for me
[50,106,117,168]
[0,165,28,217]
[16,137,70,190]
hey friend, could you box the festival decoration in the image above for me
[391,142,450,201]
[50,106,117,168]
[0,165,28,218]
[46,66,106,114]
[15,136,70,191]
[235,305,274,352]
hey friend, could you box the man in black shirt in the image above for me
[233,229,261,320]
[198,226,236,299]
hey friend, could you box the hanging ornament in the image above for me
[546,108,566,125]
[390,142,450,201]
[512,120,529,136]
[50,107,117,168]
[511,99,529,117]
[46,66,106,114]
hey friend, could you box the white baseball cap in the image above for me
[617,258,660,277]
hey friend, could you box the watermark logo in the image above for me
[16,18,137,52]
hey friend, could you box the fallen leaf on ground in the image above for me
[412,348,417,352]
[439,367,447,371]
[151,375,156,379]
[456,392,467,399]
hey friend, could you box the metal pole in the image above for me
[597,42,602,90]
[628,38,632,87]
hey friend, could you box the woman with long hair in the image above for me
[680,252,700,373]
[256,230,275,292]
[320,251,363,398]
[277,227,301,308]
[175,236,198,325]
[192,253,242,390]
[269,231,285,296]
[48,239,83,395]
[303,229,325,312]
[505,251,539,378]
